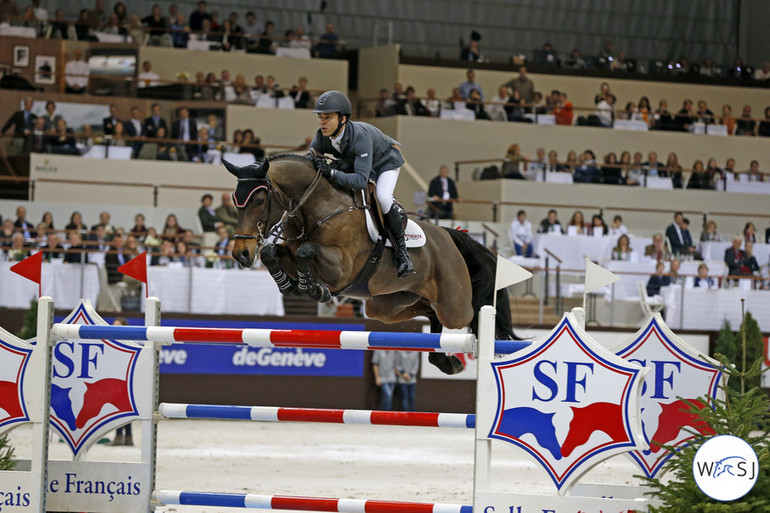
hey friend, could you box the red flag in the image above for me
[118,251,148,298]
[10,251,42,297]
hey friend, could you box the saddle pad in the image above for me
[365,209,426,248]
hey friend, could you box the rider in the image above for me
[310,90,414,278]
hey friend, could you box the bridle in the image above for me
[232,177,271,243]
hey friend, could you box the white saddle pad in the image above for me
[365,209,426,248]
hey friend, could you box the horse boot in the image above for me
[384,208,414,278]
[260,245,299,296]
[295,243,332,303]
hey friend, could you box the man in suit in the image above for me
[124,106,144,157]
[13,206,36,239]
[64,231,89,264]
[23,117,48,154]
[725,237,759,278]
[104,231,127,284]
[427,165,459,219]
[2,97,36,154]
[171,107,197,159]
[143,103,167,139]
[90,211,114,235]
[197,193,220,232]
[41,232,65,261]
[102,104,121,135]
[665,212,697,258]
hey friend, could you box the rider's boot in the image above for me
[385,208,414,278]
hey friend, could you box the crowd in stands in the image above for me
[0,0,342,57]
[506,208,770,290]
[372,72,770,137]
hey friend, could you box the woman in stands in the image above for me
[567,210,588,235]
[637,96,653,127]
[65,211,86,234]
[600,152,623,185]
[574,150,598,183]
[564,150,579,174]
[686,160,709,189]
[227,130,244,153]
[162,214,184,243]
[758,107,770,137]
[720,105,736,135]
[665,152,683,188]
[40,212,55,233]
[239,130,265,159]
[654,99,675,130]
[591,214,608,235]
[705,158,723,189]
[700,220,720,242]
[130,214,148,240]
[612,234,634,261]
[744,222,758,244]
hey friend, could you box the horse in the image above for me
[224,154,516,375]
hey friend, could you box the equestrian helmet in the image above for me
[313,90,352,118]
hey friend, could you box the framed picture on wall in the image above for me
[34,55,56,84]
[13,45,30,67]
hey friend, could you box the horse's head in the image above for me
[222,158,271,267]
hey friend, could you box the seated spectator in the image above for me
[64,211,87,234]
[459,69,483,100]
[460,38,481,62]
[758,107,770,137]
[155,126,175,160]
[290,77,311,109]
[446,88,465,110]
[404,87,430,116]
[668,259,684,286]
[190,127,214,162]
[652,100,675,131]
[226,12,244,49]
[686,160,710,189]
[611,234,635,261]
[598,41,615,68]
[41,101,63,132]
[239,129,264,160]
[198,193,221,232]
[6,233,29,261]
[421,88,441,117]
[704,158,723,189]
[427,165,459,219]
[735,105,756,136]
[693,264,716,289]
[573,150,598,183]
[674,99,694,131]
[64,49,90,94]
[40,232,64,261]
[241,11,260,40]
[170,14,189,47]
[566,210,588,235]
[637,96,653,128]
[544,150,564,172]
[173,240,198,267]
[226,129,243,153]
[91,211,114,235]
[529,91,547,114]
[213,225,230,256]
[291,26,311,49]
[700,220,720,242]
[315,23,339,58]
[664,152,683,187]
[40,211,55,233]
[699,58,718,77]
[590,214,608,236]
[595,94,615,127]
[466,89,490,120]
[545,90,560,113]
[600,152,623,185]
[754,62,770,81]
[744,222,758,244]
[625,151,645,185]
[553,92,573,125]
[49,119,79,155]
[14,206,36,239]
[75,8,93,41]
[130,214,148,239]
[720,104,736,135]
[375,89,395,117]
[646,261,670,297]
[505,67,534,104]
[564,150,579,173]
[0,220,13,248]
[509,209,534,257]
[501,144,526,179]
[745,160,764,182]
[528,148,546,173]
[665,212,697,258]
[506,90,527,122]
[150,239,176,266]
[103,104,121,135]
[137,60,160,88]
[622,101,638,120]
[644,233,671,262]
[24,117,48,154]
[161,214,184,242]
[391,83,408,114]
[49,9,69,39]
[608,215,628,237]
[724,237,758,277]
[144,103,167,139]
[537,209,563,234]
[696,100,715,125]
[64,232,89,264]
[487,86,510,122]
[265,75,284,98]
[226,74,252,104]
[722,157,737,180]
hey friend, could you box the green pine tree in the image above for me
[644,307,770,512]
[0,435,15,471]
[16,299,38,340]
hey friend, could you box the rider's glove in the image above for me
[314,159,335,180]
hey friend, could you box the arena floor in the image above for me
[8,418,647,512]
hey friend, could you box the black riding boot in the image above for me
[385,208,414,278]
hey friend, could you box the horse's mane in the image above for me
[267,153,314,166]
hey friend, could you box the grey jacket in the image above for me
[310,120,405,190]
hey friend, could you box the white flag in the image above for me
[494,255,533,292]
[584,258,619,293]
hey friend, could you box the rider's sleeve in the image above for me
[329,130,372,190]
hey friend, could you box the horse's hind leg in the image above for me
[425,311,465,375]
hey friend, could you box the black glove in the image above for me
[314,158,334,180]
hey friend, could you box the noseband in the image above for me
[233,177,272,243]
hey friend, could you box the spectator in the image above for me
[509,209,534,257]
[686,160,709,189]
[664,152,683,186]
[75,8,92,40]
[291,26,311,50]
[458,69,483,100]
[253,20,276,54]
[600,152,623,185]
[505,67,534,104]
[101,104,120,135]
[653,99,675,131]
[563,48,587,69]
[64,232,89,264]
[170,13,189,48]
[198,193,220,232]
[696,100,715,125]
[744,222,758,243]
[155,126,175,160]
[754,62,770,81]
[674,99,695,131]
[13,206,35,239]
[609,215,628,237]
[544,150,564,172]
[65,211,87,234]
[538,209,563,234]
[161,214,184,242]
[265,75,284,98]
[215,192,237,235]
[170,106,196,157]
[394,351,419,412]
[226,12,244,49]
[598,41,615,68]
[625,151,644,185]
[445,87,464,110]
[595,94,615,127]
[190,127,213,162]
[206,114,223,141]
[88,224,109,252]
[735,105,756,136]
[700,58,718,77]
[553,92,573,125]
[188,0,210,31]
[2,96,36,152]
[242,11,260,40]
[693,264,715,289]
[700,220,720,242]
[644,233,670,262]
[144,103,167,139]
[240,129,264,160]
[89,211,114,234]
[723,157,737,180]
[466,89,490,120]
[39,211,54,233]
[130,213,148,239]
[665,212,696,258]
[6,232,28,261]
[213,224,229,256]
[501,143,526,179]
[87,0,107,30]
[704,158,723,189]
[49,8,69,39]
[487,86,509,122]
[567,210,588,235]
[150,239,176,266]
[724,237,753,277]
[49,119,78,155]
[290,77,311,109]
[745,160,764,182]
[506,90,526,121]
[64,49,89,94]
[717,104,736,135]
[137,60,160,88]
[40,232,64,261]
[125,106,145,157]
[0,0,19,22]
[371,350,397,411]
[646,261,670,297]
[40,101,62,132]
[403,86,429,116]
[612,234,635,261]
[758,107,770,137]
[315,22,339,58]
[226,129,243,153]
[421,88,441,117]
[564,150,579,174]
[427,165,459,219]
[460,38,481,62]
[668,258,684,286]
[573,150,598,183]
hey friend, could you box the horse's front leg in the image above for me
[295,242,332,303]
[260,244,300,296]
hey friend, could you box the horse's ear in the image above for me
[222,159,269,180]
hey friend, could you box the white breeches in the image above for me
[376,168,400,213]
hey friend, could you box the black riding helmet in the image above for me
[313,91,352,138]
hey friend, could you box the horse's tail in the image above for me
[442,227,517,340]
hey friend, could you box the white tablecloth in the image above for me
[275,47,311,59]
[82,145,133,160]
[613,120,648,131]
[603,260,727,301]
[532,234,651,271]
[698,241,770,265]
[644,176,674,189]
[0,24,36,38]
[440,109,475,121]
[532,171,573,184]
[0,262,99,309]
[524,114,556,125]
[662,287,770,331]
[724,181,770,195]
[144,267,284,315]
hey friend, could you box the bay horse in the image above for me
[225,154,515,374]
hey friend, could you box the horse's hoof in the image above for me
[428,353,465,375]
